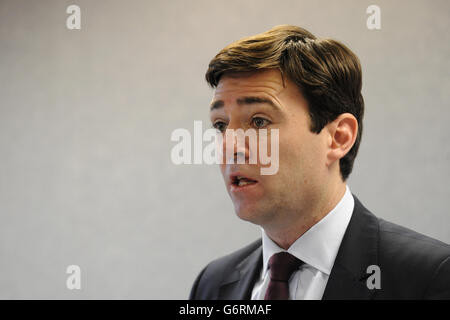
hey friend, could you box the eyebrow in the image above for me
[210,96,280,111]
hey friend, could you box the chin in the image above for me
[233,202,267,225]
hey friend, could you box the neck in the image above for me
[263,181,347,250]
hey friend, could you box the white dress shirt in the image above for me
[251,185,354,300]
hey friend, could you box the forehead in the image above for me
[213,69,286,99]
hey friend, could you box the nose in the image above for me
[222,126,250,165]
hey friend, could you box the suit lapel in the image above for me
[218,245,263,299]
[216,196,379,300]
[322,195,379,300]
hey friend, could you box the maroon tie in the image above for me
[264,252,303,300]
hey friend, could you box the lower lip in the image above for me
[230,181,259,193]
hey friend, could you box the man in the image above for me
[189,25,450,299]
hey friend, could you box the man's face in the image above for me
[210,69,330,229]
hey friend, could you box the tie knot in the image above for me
[268,252,303,282]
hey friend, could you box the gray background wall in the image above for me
[0,0,448,299]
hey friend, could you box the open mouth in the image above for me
[232,175,258,187]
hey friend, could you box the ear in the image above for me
[325,113,358,166]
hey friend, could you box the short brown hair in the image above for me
[205,25,364,181]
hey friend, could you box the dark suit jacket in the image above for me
[189,196,450,299]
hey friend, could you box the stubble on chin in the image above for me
[233,199,280,228]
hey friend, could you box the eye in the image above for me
[213,121,227,133]
[252,117,270,129]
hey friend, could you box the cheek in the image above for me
[278,130,322,178]
[279,129,306,164]
[275,137,304,189]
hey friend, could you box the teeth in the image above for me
[232,175,256,187]
[237,179,255,186]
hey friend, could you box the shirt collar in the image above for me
[261,185,354,277]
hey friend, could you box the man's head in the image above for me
[207,25,364,230]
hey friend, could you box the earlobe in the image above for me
[326,113,358,166]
